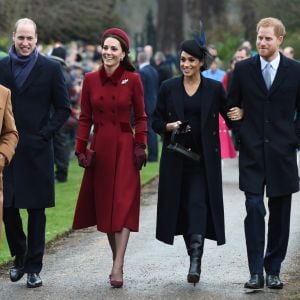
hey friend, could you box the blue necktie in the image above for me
[263,63,272,90]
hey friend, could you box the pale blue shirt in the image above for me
[260,54,280,84]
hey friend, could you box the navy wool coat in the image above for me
[227,54,300,197]
[152,76,230,245]
[0,54,70,208]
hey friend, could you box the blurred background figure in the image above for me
[50,46,74,183]
[144,44,155,66]
[138,51,159,162]
[283,46,295,59]
[240,40,257,57]
[202,57,225,81]
[153,51,173,86]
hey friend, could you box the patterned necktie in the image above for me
[263,63,272,90]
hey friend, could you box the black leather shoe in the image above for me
[244,274,264,289]
[9,254,25,282]
[266,274,283,289]
[27,273,42,288]
[9,267,25,282]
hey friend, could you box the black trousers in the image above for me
[244,192,291,275]
[3,207,46,273]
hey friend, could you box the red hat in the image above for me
[102,28,130,49]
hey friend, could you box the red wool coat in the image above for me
[72,65,147,232]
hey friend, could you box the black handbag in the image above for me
[167,121,201,161]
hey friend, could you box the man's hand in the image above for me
[227,107,243,121]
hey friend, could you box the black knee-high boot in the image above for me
[187,234,204,285]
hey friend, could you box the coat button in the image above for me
[265,138,269,143]
[215,148,219,152]
[168,112,171,116]
[100,96,104,100]
[213,131,217,135]
[212,113,216,118]
[112,96,115,100]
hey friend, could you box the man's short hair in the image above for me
[256,17,286,37]
[14,18,37,35]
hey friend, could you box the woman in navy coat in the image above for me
[152,39,240,285]
[72,28,147,288]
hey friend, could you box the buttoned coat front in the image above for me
[0,54,70,208]
[152,76,229,245]
[72,66,147,232]
[227,54,300,197]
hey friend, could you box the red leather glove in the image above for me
[134,144,147,170]
[76,152,88,168]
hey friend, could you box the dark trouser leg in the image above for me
[54,125,70,182]
[147,121,158,161]
[244,192,266,275]
[23,208,46,273]
[3,207,27,258]
[264,195,291,275]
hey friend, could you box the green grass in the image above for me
[0,154,160,265]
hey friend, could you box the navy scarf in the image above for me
[9,45,39,89]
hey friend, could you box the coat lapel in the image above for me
[249,55,268,93]
[200,77,214,128]
[269,53,289,95]
[18,54,44,94]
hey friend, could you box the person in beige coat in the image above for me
[0,84,18,243]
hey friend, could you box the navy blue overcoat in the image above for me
[0,54,70,208]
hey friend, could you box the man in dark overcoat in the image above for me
[227,17,300,290]
[138,51,159,161]
[0,18,70,288]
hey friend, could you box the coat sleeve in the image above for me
[39,62,71,140]
[294,66,300,145]
[75,74,93,153]
[226,65,243,130]
[0,88,18,164]
[132,74,147,145]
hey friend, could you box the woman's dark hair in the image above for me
[180,39,210,71]
[102,35,135,72]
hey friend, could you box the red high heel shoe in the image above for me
[110,277,123,288]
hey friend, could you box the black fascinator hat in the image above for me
[180,21,210,71]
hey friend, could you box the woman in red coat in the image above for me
[72,28,147,288]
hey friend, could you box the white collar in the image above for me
[260,54,280,71]
[139,62,150,69]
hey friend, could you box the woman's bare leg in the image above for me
[110,228,130,281]
[107,233,116,261]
